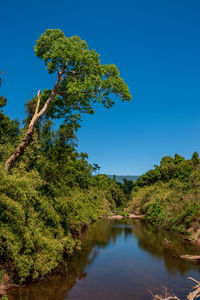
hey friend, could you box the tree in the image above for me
[0,73,20,147]
[5,29,131,171]
[92,163,101,175]
[0,97,20,145]
[121,178,134,195]
[192,151,200,166]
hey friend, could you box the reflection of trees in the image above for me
[84,219,124,249]
[129,220,200,275]
[7,219,200,300]
[8,220,123,300]
[8,269,79,300]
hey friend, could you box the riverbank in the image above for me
[0,163,131,292]
[7,219,200,300]
[0,272,18,299]
[127,153,200,248]
[187,228,200,246]
[109,213,200,249]
[0,219,96,296]
[107,213,144,220]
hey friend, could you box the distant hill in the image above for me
[105,175,139,183]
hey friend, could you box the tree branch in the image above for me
[34,90,41,116]
[187,277,200,300]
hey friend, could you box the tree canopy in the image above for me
[5,29,132,171]
[34,29,131,124]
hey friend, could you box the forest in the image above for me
[1,28,200,300]
[127,152,200,238]
[0,29,131,287]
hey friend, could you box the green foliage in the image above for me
[128,153,200,234]
[0,107,117,282]
[0,163,111,282]
[0,108,125,283]
[0,270,3,284]
[30,29,132,139]
[0,99,20,146]
[0,96,7,108]
[0,99,20,163]
[133,153,196,188]
[113,207,129,217]
[34,29,131,105]
[93,174,126,208]
[144,199,165,225]
[120,178,134,196]
[0,30,130,284]
[192,151,200,165]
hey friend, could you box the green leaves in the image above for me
[0,162,110,282]
[0,100,20,147]
[0,96,7,108]
[34,29,131,118]
[0,29,131,282]
[34,29,66,73]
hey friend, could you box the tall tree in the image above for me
[5,29,131,171]
[0,97,20,145]
[0,72,20,146]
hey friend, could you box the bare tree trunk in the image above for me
[5,123,37,172]
[5,77,60,172]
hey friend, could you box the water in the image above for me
[8,219,200,300]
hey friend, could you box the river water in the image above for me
[8,219,200,300]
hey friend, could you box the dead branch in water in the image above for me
[187,277,200,300]
[153,297,180,300]
[148,286,180,300]
[180,255,200,262]
[151,277,200,300]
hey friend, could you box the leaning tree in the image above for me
[5,29,131,171]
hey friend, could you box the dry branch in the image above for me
[151,277,200,300]
[187,277,200,300]
[150,286,180,300]
[180,255,200,261]
[154,297,180,300]
[5,74,60,172]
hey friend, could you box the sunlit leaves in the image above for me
[34,29,131,122]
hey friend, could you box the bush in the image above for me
[127,156,200,235]
[0,164,109,282]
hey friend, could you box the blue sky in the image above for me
[1,0,200,175]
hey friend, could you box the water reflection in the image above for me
[130,220,200,275]
[8,219,200,300]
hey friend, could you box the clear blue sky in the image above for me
[1,0,200,175]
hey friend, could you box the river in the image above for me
[7,219,200,300]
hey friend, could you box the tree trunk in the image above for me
[5,123,37,172]
[5,83,59,172]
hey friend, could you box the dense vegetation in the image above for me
[127,153,200,236]
[0,29,130,285]
[0,95,128,285]
[5,29,131,172]
[1,28,199,296]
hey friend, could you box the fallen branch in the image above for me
[149,286,180,300]
[180,255,200,261]
[187,277,200,300]
[151,277,200,300]
[154,297,180,300]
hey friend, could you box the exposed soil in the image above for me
[0,273,15,296]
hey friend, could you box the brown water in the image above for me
[8,219,200,300]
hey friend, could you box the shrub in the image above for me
[0,164,109,282]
